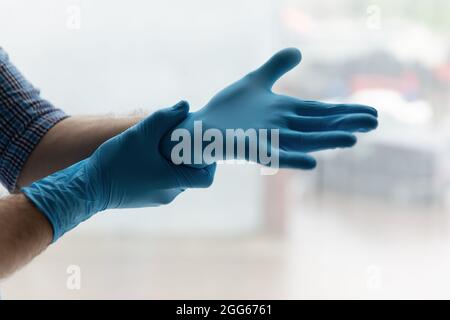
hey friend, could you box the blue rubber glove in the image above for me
[160,48,378,169]
[22,101,216,241]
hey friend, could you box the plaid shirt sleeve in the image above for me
[0,47,69,192]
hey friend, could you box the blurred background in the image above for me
[1,0,450,299]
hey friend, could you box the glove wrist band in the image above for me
[21,159,104,241]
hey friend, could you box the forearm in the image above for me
[0,194,52,279]
[16,115,142,189]
[1,113,162,279]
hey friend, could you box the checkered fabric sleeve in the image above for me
[0,47,69,192]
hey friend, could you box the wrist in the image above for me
[21,158,104,242]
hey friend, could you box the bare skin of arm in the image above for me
[16,115,142,189]
[0,194,52,279]
[1,115,142,280]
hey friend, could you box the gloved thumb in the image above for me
[143,100,190,139]
[253,48,302,90]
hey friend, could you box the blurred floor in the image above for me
[1,235,288,299]
[4,193,450,299]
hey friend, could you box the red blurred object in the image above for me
[350,72,419,96]
[434,63,450,83]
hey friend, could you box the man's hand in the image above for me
[160,48,378,169]
[87,100,216,208]
[22,101,216,241]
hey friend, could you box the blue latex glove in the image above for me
[22,101,216,241]
[160,48,378,169]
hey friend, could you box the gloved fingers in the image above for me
[278,150,317,170]
[172,162,217,188]
[286,98,378,117]
[280,131,357,153]
[142,100,190,141]
[321,103,378,117]
[253,48,302,90]
[286,114,378,133]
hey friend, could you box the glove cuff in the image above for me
[21,158,104,242]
